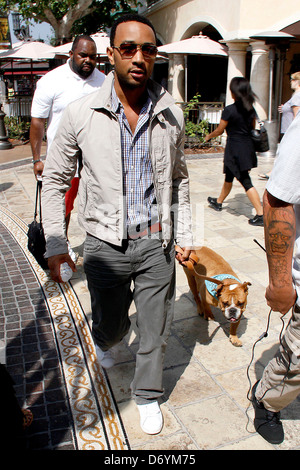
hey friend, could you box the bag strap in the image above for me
[34,181,43,223]
[253,107,264,127]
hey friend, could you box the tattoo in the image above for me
[268,256,291,287]
[268,220,293,255]
[263,191,296,288]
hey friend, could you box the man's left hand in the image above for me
[175,246,191,264]
[265,282,297,315]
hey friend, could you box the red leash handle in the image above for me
[175,245,198,270]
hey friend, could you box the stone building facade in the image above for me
[141,0,300,144]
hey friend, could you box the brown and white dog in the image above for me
[178,246,251,347]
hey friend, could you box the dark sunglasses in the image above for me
[112,43,158,59]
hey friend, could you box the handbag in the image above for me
[251,118,270,153]
[27,181,48,269]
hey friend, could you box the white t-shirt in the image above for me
[266,111,300,305]
[280,91,300,133]
[31,60,105,151]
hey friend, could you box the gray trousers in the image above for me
[255,304,300,412]
[83,234,176,404]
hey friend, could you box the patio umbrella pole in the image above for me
[268,47,275,121]
[185,55,188,102]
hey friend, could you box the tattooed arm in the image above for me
[263,189,297,314]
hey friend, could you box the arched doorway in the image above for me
[184,24,228,102]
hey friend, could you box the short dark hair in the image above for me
[71,35,96,51]
[110,13,157,46]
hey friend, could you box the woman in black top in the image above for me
[205,77,263,226]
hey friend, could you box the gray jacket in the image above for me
[42,71,193,257]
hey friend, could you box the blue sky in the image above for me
[8,13,54,45]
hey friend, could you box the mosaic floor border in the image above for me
[0,205,130,450]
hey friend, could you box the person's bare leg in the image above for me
[246,187,263,215]
[217,181,232,203]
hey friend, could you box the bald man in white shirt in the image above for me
[30,35,105,238]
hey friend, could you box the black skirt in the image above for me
[221,103,257,179]
[224,135,257,179]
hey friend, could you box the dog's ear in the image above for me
[215,283,224,297]
[242,282,251,292]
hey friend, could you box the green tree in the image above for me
[0,0,140,44]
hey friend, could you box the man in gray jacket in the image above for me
[42,13,193,435]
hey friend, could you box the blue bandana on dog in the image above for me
[205,274,241,299]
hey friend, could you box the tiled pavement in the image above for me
[1,143,300,451]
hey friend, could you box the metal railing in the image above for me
[4,97,32,117]
[182,101,223,124]
[180,101,224,146]
[196,102,224,126]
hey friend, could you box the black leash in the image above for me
[245,239,292,430]
[253,238,266,253]
[246,308,290,404]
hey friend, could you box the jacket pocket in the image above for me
[151,136,172,185]
[79,177,98,221]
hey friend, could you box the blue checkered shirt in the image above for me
[111,86,158,230]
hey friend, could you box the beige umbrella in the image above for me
[158,33,228,100]
[158,33,228,56]
[0,39,56,59]
[0,40,57,95]
[51,32,110,56]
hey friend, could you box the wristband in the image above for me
[32,159,41,164]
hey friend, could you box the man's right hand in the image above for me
[33,160,44,179]
[47,253,77,283]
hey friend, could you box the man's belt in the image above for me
[127,222,162,240]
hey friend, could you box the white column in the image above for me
[167,53,185,103]
[0,76,7,105]
[224,41,249,105]
[167,54,174,94]
[0,76,9,116]
[249,41,270,120]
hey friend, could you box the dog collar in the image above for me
[205,274,240,299]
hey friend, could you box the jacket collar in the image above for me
[90,71,175,116]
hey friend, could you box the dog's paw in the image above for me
[230,335,242,347]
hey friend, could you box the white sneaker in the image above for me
[137,401,163,435]
[95,344,116,369]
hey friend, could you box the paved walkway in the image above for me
[1,143,300,451]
